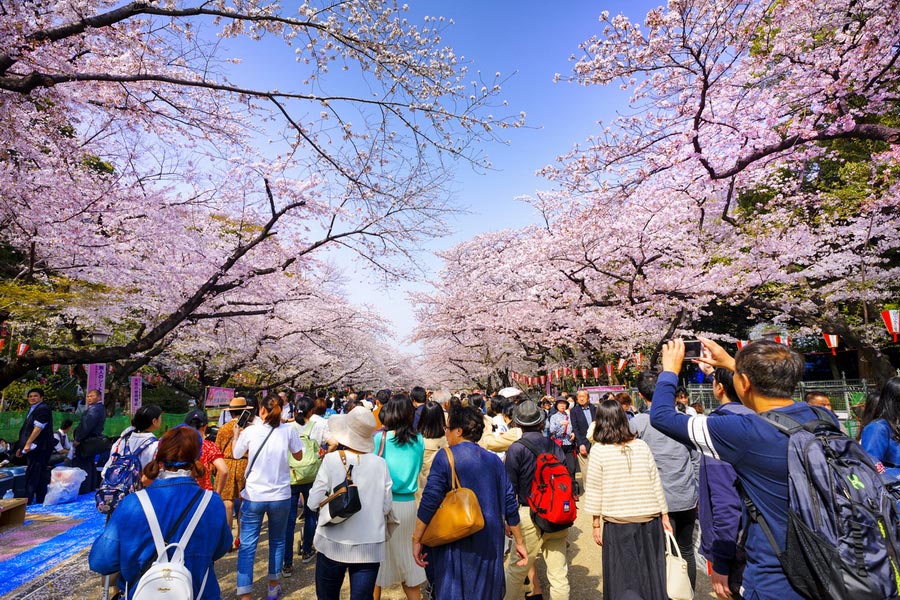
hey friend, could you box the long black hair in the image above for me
[295,397,315,426]
[862,377,900,441]
[381,393,417,446]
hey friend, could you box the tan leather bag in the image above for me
[420,446,485,546]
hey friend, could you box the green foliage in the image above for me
[82,154,115,174]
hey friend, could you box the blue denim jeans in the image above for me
[237,498,291,595]
[315,552,379,600]
[283,484,300,568]
[283,482,318,567]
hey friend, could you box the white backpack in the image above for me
[131,489,212,600]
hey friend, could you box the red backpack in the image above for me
[517,437,577,533]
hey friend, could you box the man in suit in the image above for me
[16,388,54,504]
[73,389,106,494]
[570,389,596,496]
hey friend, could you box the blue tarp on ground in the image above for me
[0,493,105,597]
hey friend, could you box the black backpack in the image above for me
[743,406,900,599]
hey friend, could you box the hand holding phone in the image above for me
[237,409,253,428]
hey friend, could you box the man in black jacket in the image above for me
[16,388,54,504]
[73,389,107,494]
[570,389,596,495]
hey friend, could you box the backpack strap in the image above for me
[517,436,546,459]
[736,480,784,562]
[762,406,840,436]
[136,489,167,558]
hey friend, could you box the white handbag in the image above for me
[665,529,694,600]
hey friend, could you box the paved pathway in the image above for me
[5,497,715,599]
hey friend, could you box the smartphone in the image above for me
[684,339,703,359]
[237,409,253,428]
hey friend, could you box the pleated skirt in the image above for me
[376,499,427,587]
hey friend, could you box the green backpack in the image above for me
[289,420,322,485]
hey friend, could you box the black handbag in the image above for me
[319,450,361,525]
[77,435,111,458]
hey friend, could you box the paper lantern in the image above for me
[16,343,29,356]
[605,364,613,377]
[617,358,628,371]
[773,335,791,347]
[822,333,839,356]
[883,309,899,343]
[633,353,643,368]
[736,340,749,350]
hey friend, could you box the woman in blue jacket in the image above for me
[90,426,232,599]
[861,377,900,480]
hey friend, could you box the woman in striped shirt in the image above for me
[583,399,672,599]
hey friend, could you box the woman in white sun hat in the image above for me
[309,406,393,600]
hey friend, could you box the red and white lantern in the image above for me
[605,363,614,378]
[51,363,60,374]
[633,352,643,368]
[822,333,839,356]
[617,358,628,371]
[539,375,547,385]
[0,339,5,353]
[592,367,601,379]
[736,340,749,350]
[773,335,791,347]
[883,309,900,343]
[16,342,29,356]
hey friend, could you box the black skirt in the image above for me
[602,518,667,600]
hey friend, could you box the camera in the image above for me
[684,339,703,359]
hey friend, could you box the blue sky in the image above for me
[227,0,661,349]
[347,0,661,349]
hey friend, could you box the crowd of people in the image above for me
[7,337,900,599]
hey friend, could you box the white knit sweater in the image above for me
[582,438,668,521]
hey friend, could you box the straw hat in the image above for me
[229,397,249,410]
[328,406,376,453]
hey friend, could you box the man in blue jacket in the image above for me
[651,338,833,600]
[73,389,107,494]
[698,366,754,599]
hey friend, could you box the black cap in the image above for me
[183,409,208,427]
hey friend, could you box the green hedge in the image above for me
[0,410,216,443]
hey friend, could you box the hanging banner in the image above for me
[130,376,143,414]
[822,333,839,356]
[883,309,899,343]
[87,363,107,402]
[205,386,236,407]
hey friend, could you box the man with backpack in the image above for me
[503,400,572,600]
[652,338,900,600]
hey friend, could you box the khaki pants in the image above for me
[504,506,570,600]
[576,451,589,492]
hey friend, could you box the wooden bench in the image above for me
[0,498,27,527]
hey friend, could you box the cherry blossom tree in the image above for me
[0,0,519,389]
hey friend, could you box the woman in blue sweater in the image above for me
[89,426,232,599]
